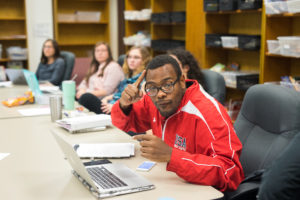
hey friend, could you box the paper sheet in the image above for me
[0,153,10,161]
[0,81,12,87]
[18,107,50,116]
[75,143,135,158]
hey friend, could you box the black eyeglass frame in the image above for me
[144,77,180,97]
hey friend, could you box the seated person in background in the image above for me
[36,39,65,86]
[167,48,206,90]
[100,46,152,114]
[111,55,244,192]
[76,42,125,113]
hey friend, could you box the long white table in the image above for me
[0,86,224,199]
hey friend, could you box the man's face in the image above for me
[145,64,186,118]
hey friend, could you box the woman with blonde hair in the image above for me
[76,42,124,112]
[100,46,152,114]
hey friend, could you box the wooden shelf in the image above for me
[206,8,262,15]
[59,43,95,46]
[0,58,27,62]
[53,0,109,57]
[0,17,25,21]
[125,0,186,55]
[152,22,185,25]
[266,52,300,59]
[0,0,28,69]
[0,36,26,41]
[125,19,150,22]
[267,12,300,18]
[58,21,108,24]
[206,46,260,52]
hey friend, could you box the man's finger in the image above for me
[133,70,146,87]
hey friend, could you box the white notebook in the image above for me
[74,143,135,158]
[56,114,112,133]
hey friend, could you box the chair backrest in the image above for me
[234,84,300,177]
[71,57,91,86]
[202,69,226,105]
[60,51,75,81]
[117,54,126,67]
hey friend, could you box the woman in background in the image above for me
[167,48,205,89]
[100,46,151,114]
[36,39,65,86]
[77,42,125,112]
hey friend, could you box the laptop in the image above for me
[51,130,155,199]
[23,69,61,104]
[5,68,27,85]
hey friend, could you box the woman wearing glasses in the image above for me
[82,46,151,114]
[35,39,65,86]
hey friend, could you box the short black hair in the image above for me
[145,55,182,80]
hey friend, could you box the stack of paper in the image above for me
[56,114,112,133]
[74,143,135,158]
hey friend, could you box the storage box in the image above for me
[151,13,161,23]
[6,47,27,60]
[170,11,186,23]
[221,36,238,48]
[265,1,288,14]
[219,0,238,11]
[220,71,259,90]
[151,39,185,51]
[204,0,219,12]
[237,0,262,10]
[206,34,222,47]
[76,11,101,22]
[267,40,280,54]
[159,12,171,23]
[287,0,300,14]
[58,13,76,22]
[278,36,300,57]
[238,35,260,50]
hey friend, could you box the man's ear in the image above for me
[179,74,186,88]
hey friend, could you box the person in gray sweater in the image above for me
[36,39,65,86]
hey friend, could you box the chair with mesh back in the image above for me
[226,84,300,200]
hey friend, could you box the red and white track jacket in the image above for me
[111,80,244,191]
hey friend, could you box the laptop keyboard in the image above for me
[87,166,128,189]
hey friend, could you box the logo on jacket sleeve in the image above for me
[174,134,186,151]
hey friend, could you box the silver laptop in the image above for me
[5,68,27,85]
[51,130,155,199]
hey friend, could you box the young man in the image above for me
[111,55,244,192]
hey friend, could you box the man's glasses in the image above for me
[145,78,179,97]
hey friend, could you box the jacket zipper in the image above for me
[161,111,180,141]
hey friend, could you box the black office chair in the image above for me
[202,69,226,105]
[61,51,75,80]
[117,54,126,67]
[226,84,300,200]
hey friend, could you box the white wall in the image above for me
[26,0,54,72]
[109,0,119,60]
[26,0,118,70]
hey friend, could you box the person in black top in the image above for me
[36,39,65,86]
[167,48,206,90]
